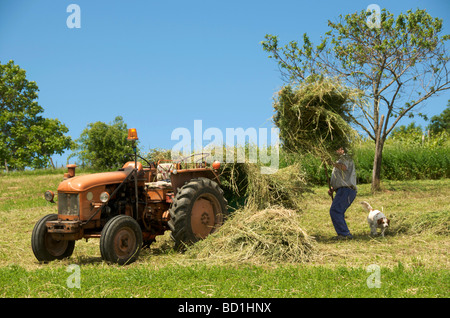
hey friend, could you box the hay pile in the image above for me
[273,78,359,162]
[185,206,316,264]
[244,162,308,211]
[390,210,449,236]
[220,161,309,211]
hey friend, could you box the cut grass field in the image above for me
[0,171,448,298]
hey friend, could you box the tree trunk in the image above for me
[371,138,384,192]
[371,114,385,192]
[49,157,56,169]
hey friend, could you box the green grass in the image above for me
[1,263,448,298]
[0,172,448,298]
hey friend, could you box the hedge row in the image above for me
[296,143,450,186]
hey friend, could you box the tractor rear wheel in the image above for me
[31,214,75,262]
[100,215,143,265]
[168,177,228,251]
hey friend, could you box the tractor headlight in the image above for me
[44,190,55,203]
[100,192,110,203]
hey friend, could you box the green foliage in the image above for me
[262,8,449,97]
[70,116,137,170]
[0,60,72,170]
[353,140,450,183]
[427,100,450,134]
[143,147,172,164]
[389,122,424,145]
[294,139,449,185]
[389,121,449,148]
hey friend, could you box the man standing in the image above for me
[328,146,357,239]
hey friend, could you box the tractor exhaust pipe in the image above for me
[64,164,77,179]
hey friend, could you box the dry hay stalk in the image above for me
[273,77,360,163]
[220,159,309,212]
[185,206,316,265]
[244,162,308,211]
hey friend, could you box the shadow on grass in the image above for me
[70,256,103,265]
[313,233,390,244]
[65,243,177,265]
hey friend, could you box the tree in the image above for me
[262,8,450,191]
[388,122,423,145]
[30,118,74,169]
[70,116,137,170]
[427,100,450,134]
[0,60,72,170]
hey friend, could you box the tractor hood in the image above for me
[57,170,131,192]
[57,162,142,193]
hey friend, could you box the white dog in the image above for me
[361,201,390,237]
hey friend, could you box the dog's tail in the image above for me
[360,201,373,212]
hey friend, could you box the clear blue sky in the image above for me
[1,0,449,167]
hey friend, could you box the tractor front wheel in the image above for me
[31,214,75,263]
[168,178,228,251]
[100,215,143,265]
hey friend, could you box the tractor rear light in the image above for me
[100,192,110,203]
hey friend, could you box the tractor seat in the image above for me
[156,163,173,181]
[145,180,172,189]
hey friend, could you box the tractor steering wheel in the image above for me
[123,154,155,169]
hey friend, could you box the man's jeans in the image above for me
[330,187,357,236]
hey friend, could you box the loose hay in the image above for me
[185,206,316,265]
[273,78,360,162]
[220,160,309,211]
[245,162,308,211]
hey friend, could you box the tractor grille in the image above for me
[58,193,80,216]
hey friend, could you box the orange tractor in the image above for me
[32,128,228,265]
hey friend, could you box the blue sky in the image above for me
[1,0,449,167]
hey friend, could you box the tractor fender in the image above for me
[170,168,221,195]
